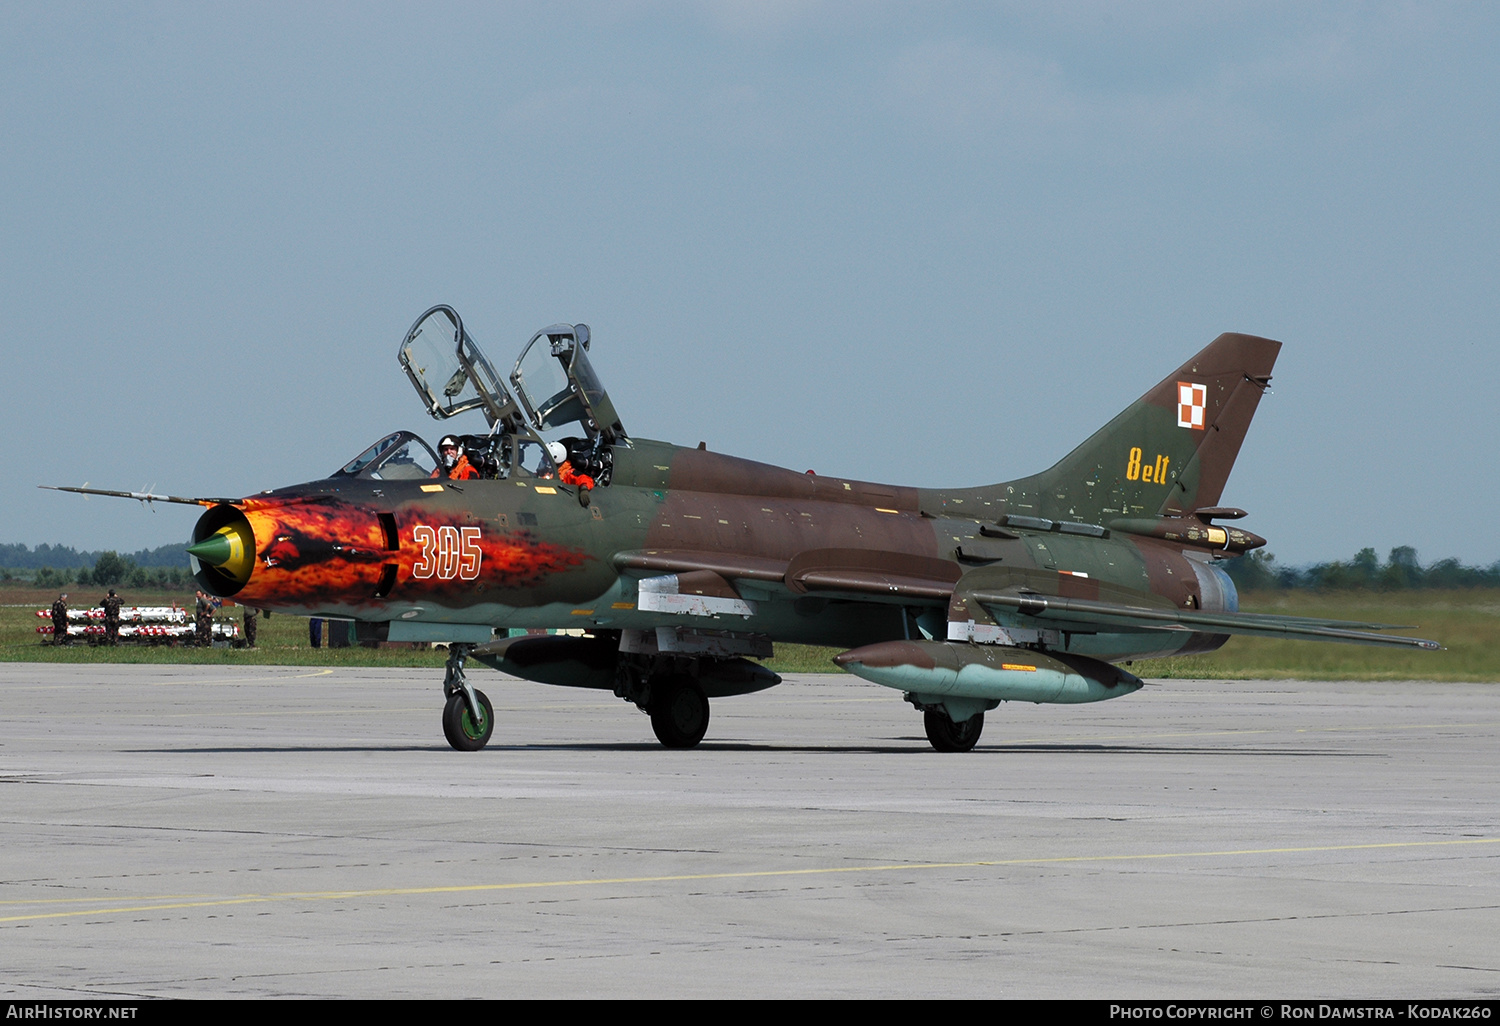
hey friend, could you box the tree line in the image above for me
[20,552,192,590]
[0,542,189,570]
[1223,546,1500,590]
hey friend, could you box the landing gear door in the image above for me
[398,305,520,427]
[510,324,627,443]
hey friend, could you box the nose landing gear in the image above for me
[441,643,494,751]
[443,689,494,751]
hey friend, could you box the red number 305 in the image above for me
[411,525,482,581]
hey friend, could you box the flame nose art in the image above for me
[188,504,257,595]
[219,497,399,608]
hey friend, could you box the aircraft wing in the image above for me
[614,548,787,584]
[614,547,958,604]
[39,485,236,507]
[968,590,1441,650]
[617,549,1440,648]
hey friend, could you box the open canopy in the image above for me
[398,305,519,426]
[385,306,628,486]
[511,323,626,444]
[398,306,626,445]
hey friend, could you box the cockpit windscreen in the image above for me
[335,431,440,480]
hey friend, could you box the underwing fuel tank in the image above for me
[833,640,1143,704]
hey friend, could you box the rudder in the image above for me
[1000,333,1281,524]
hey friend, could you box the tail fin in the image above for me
[1003,333,1281,524]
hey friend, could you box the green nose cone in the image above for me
[186,535,232,567]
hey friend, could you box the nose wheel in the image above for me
[440,642,494,752]
[443,689,494,751]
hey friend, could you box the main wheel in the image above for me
[443,689,494,751]
[924,709,983,752]
[650,678,710,749]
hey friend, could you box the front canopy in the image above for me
[398,305,519,427]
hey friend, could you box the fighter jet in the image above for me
[46,306,1437,752]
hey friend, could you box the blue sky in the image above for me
[3,2,1496,567]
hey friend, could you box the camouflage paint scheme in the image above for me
[53,321,1436,751]
[205,333,1283,662]
[199,336,1266,657]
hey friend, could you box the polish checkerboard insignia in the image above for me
[1176,381,1207,430]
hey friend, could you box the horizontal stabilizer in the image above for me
[970,590,1441,650]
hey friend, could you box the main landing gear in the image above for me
[441,643,494,752]
[647,676,710,749]
[905,691,993,753]
[923,708,984,753]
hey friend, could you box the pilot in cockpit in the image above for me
[438,435,480,480]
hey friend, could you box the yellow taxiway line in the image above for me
[3,836,1496,924]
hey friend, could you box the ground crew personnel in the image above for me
[100,588,123,646]
[195,591,213,647]
[243,604,258,647]
[50,593,68,646]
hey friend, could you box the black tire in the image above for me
[649,678,710,749]
[443,689,494,751]
[924,709,983,752]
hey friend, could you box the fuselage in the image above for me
[76,323,1434,753]
[194,435,1242,662]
